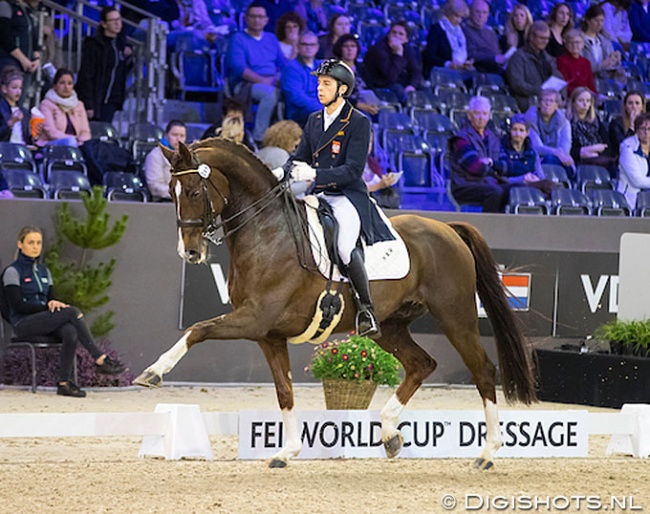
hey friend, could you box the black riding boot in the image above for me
[346,249,381,338]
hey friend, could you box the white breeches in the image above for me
[318,193,360,265]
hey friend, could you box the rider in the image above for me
[279,59,394,337]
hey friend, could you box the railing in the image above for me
[36,0,167,128]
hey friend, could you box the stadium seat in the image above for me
[413,111,455,136]
[590,189,631,216]
[374,88,402,112]
[600,99,621,122]
[49,170,92,200]
[378,111,413,131]
[474,73,507,95]
[89,121,121,145]
[634,190,650,217]
[440,91,471,116]
[103,171,148,202]
[595,78,624,100]
[406,89,436,110]
[128,123,164,166]
[577,164,614,194]
[430,68,468,93]
[0,142,37,174]
[42,145,87,180]
[173,50,223,101]
[506,186,549,215]
[358,20,387,50]
[1,169,46,198]
[398,151,444,195]
[551,188,591,215]
[542,164,572,189]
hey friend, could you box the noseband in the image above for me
[172,163,288,246]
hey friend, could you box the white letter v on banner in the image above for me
[210,263,231,304]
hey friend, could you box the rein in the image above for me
[172,165,290,246]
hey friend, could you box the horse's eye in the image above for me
[189,189,201,199]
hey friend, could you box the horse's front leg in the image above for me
[257,336,302,468]
[134,307,265,387]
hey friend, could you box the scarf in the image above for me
[535,108,563,147]
[572,118,602,147]
[44,89,79,113]
[440,17,468,64]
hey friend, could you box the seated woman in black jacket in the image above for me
[0,66,32,144]
[2,226,126,397]
[609,91,646,159]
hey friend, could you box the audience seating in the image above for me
[506,186,549,215]
[398,151,443,193]
[590,189,631,216]
[634,190,650,217]
[413,111,455,136]
[406,89,436,110]
[358,20,387,50]
[1,169,47,198]
[49,170,92,200]
[103,171,148,202]
[542,164,572,189]
[430,68,469,93]
[0,142,38,174]
[595,78,624,100]
[89,121,121,145]
[128,122,164,166]
[42,145,87,180]
[474,73,507,95]
[551,188,591,215]
[577,164,614,194]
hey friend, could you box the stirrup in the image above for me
[356,309,381,338]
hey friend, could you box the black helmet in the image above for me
[312,59,355,97]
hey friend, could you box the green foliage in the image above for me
[306,335,402,386]
[595,318,650,356]
[45,186,128,337]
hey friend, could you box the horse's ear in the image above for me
[177,141,193,163]
[158,143,175,164]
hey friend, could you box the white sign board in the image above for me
[618,233,650,321]
[238,410,589,460]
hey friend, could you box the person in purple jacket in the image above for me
[226,2,286,143]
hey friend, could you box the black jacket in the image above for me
[0,0,37,64]
[0,97,31,144]
[284,101,394,245]
[423,22,453,78]
[76,31,133,119]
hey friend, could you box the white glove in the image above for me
[290,161,316,182]
[271,167,285,181]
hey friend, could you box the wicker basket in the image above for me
[321,379,378,410]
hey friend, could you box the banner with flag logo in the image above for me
[477,272,531,318]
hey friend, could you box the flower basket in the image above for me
[305,334,402,410]
[321,379,378,410]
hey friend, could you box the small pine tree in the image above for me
[45,186,128,337]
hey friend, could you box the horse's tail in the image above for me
[448,222,537,405]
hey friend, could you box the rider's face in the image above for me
[317,76,342,105]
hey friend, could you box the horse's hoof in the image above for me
[473,457,494,471]
[268,458,287,469]
[383,433,404,459]
[132,370,163,388]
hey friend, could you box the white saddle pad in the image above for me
[303,195,410,282]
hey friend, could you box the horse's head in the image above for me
[164,142,230,264]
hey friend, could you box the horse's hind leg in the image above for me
[375,320,437,459]
[433,305,501,470]
[257,336,302,468]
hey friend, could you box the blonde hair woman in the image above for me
[257,120,303,169]
[501,4,533,53]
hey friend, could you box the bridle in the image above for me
[171,163,289,246]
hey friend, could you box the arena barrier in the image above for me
[0,404,647,461]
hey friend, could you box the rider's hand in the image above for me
[291,161,316,182]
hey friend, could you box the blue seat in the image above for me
[89,121,121,145]
[378,111,413,131]
[595,78,624,100]
[551,189,591,215]
[577,164,613,194]
[398,152,444,194]
[474,73,507,95]
[506,186,549,215]
[1,169,46,198]
[43,145,87,180]
[128,123,164,165]
[415,112,455,136]
[0,142,37,174]
[430,68,468,93]
[358,20,387,50]
[634,190,650,217]
[590,189,631,216]
[174,51,223,101]
[440,91,471,117]
[103,171,148,202]
[406,90,436,110]
[374,88,402,111]
[542,164,572,189]
[49,170,92,200]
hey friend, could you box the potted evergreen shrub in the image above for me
[305,334,402,410]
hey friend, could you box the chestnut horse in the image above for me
[134,138,537,469]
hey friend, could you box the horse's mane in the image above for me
[189,137,278,188]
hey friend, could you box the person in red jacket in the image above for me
[557,29,597,97]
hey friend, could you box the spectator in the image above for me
[629,0,650,43]
[546,3,574,58]
[506,21,558,113]
[524,89,575,176]
[0,169,12,198]
[498,113,554,196]
[364,131,400,209]
[602,0,633,51]
[2,226,126,397]
[281,31,321,126]
[449,96,512,212]
[557,29,597,97]
[167,0,220,51]
[275,11,305,60]
[257,119,303,169]
[333,34,379,117]
[76,7,133,123]
[617,113,650,207]
[500,4,533,55]
[580,4,625,83]
[0,0,39,106]
[201,97,256,151]
[226,2,286,144]
[566,86,614,172]
[36,68,91,148]
[423,0,474,78]
[256,0,299,34]
[0,66,32,145]
[317,13,351,60]
[609,91,646,158]
[295,0,327,34]
[364,21,423,105]
[463,0,509,74]
[144,120,186,202]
